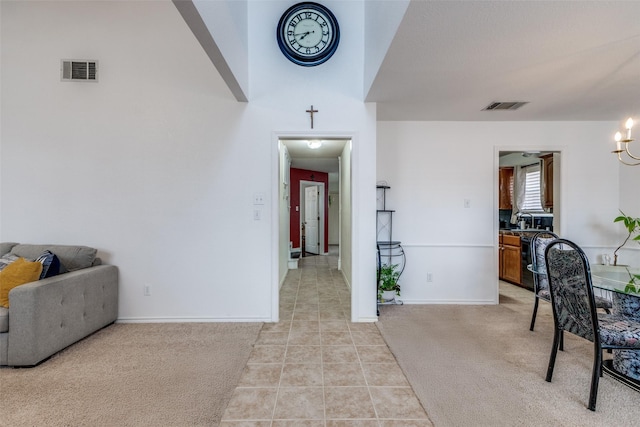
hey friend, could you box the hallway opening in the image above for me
[278,137,351,322]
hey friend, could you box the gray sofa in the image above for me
[0,242,118,367]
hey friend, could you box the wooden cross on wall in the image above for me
[306,105,318,129]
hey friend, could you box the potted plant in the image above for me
[378,263,401,301]
[613,210,640,266]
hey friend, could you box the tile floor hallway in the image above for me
[220,251,433,426]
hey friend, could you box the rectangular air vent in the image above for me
[61,60,98,82]
[483,101,528,111]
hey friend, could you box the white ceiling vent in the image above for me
[61,60,98,82]
[483,101,528,111]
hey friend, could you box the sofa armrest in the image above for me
[7,264,118,366]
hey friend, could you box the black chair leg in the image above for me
[588,344,602,411]
[530,298,540,331]
[546,328,561,382]
[560,330,564,352]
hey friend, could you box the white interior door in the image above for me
[305,185,319,254]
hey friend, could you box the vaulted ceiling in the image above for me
[367,0,640,121]
[178,0,640,122]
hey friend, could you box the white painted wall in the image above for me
[249,1,365,104]
[377,121,630,303]
[617,158,640,267]
[328,191,339,245]
[1,1,264,321]
[0,0,3,239]
[278,142,290,289]
[1,0,378,322]
[339,143,352,287]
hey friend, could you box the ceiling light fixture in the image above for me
[307,140,322,149]
[613,118,640,166]
[522,151,540,158]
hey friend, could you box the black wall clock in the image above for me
[276,2,340,67]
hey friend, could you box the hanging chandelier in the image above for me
[613,118,640,166]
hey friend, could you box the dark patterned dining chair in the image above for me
[529,231,559,331]
[530,232,612,332]
[544,239,640,411]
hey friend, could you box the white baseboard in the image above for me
[398,299,497,305]
[117,316,270,323]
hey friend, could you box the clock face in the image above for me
[277,2,340,67]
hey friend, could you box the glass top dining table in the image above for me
[590,264,640,295]
[527,263,640,295]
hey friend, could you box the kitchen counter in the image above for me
[500,229,548,237]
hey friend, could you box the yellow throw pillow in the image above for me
[0,257,43,308]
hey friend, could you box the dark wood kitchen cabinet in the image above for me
[498,167,514,209]
[499,234,521,285]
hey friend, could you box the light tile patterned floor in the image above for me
[221,252,433,426]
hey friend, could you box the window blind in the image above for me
[521,164,543,212]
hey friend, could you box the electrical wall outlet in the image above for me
[426,273,433,282]
[253,192,265,205]
[144,284,151,296]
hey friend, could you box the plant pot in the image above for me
[380,290,396,301]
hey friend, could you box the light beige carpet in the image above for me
[0,322,262,427]
[377,283,640,427]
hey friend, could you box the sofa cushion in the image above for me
[10,244,97,272]
[35,250,61,279]
[0,253,20,271]
[0,258,43,308]
[0,306,8,333]
[0,242,18,257]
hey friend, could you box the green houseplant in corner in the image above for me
[613,210,640,266]
[623,268,640,294]
[378,263,401,302]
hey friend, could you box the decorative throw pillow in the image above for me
[0,258,43,308]
[0,253,20,272]
[35,250,61,279]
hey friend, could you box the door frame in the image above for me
[273,130,373,324]
[495,146,564,304]
[300,180,325,255]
